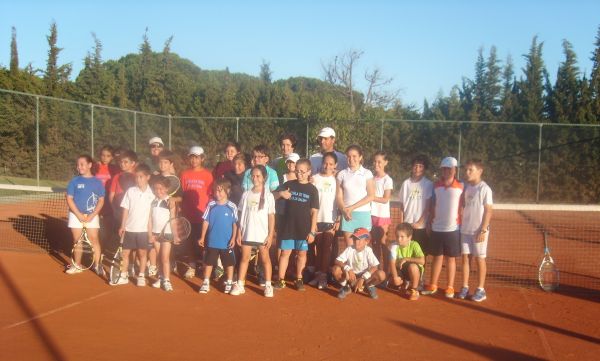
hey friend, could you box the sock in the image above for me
[238,280,245,287]
[138,273,144,277]
[226,279,233,284]
[265,281,271,287]
[203,278,209,284]
[477,287,485,291]
[340,280,347,287]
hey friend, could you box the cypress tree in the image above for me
[10,26,19,75]
[550,39,580,123]
[519,36,547,123]
[590,25,600,122]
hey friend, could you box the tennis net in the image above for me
[0,184,67,252]
[389,202,600,292]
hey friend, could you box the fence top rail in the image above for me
[2,87,599,128]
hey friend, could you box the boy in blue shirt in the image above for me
[198,178,239,294]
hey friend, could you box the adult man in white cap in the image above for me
[309,127,347,173]
[145,136,165,175]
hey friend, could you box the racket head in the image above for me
[71,235,94,270]
[170,217,191,241]
[538,257,559,292]
[165,175,181,196]
[109,235,125,284]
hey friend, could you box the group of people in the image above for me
[65,126,493,302]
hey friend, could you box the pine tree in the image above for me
[471,47,486,121]
[484,46,502,121]
[43,21,71,96]
[10,26,19,75]
[590,25,600,122]
[259,59,272,84]
[518,36,547,123]
[550,39,580,123]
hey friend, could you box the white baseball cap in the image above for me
[148,137,164,146]
[286,153,300,163]
[318,127,336,138]
[188,146,204,156]
[440,156,458,168]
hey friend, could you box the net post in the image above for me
[235,117,239,142]
[133,111,137,152]
[536,123,543,203]
[90,104,94,157]
[35,96,40,186]
[457,123,462,178]
[168,114,172,150]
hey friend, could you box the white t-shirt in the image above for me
[313,173,338,223]
[336,245,379,274]
[310,150,348,173]
[398,177,433,228]
[461,181,493,235]
[431,179,464,232]
[371,174,393,218]
[239,189,276,244]
[336,166,374,212]
[151,197,172,234]
[120,186,155,232]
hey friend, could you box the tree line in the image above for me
[0,22,599,203]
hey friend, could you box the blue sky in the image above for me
[1,0,599,108]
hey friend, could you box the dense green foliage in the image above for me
[1,23,599,203]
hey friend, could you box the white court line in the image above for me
[2,290,114,330]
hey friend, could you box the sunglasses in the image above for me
[150,144,164,149]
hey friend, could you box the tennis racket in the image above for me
[108,233,125,284]
[70,224,95,270]
[158,216,191,243]
[538,232,559,292]
[165,175,181,197]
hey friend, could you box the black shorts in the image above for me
[204,247,236,267]
[412,228,430,255]
[123,232,150,250]
[395,261,422,279]
[152,232,174,243]
[429,230,461,257]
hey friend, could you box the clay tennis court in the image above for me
[1,195,600,360]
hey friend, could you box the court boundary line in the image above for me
[520,288,556,361]
[2,289,114,330]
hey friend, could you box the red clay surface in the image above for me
[1,250,600,361]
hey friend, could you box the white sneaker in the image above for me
[264,284,274,298]
[152,278,162,288]
[199,282,210,294]
[111,274,129,286]
[229,282,245,296]
[65,264,83,275]
[224,282,233,294]
[136,275,146,287]
[162,279,173,292]
[148,265,158,277]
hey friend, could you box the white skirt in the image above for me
[68,212,100,229]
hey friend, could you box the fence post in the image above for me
[35,96,40,186]
[236,117,239,142]
[305,120,310,158]
[457,123,462,178]
[133,111,137,152]
[536,124,543,203]
[168,114,172,150]
[380,119,384,151]
[90,104,94,157]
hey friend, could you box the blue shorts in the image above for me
[280,239,309,251]
[340,211,372,233]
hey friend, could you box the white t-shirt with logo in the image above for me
[398,177,433,229]
[461,181,493,235]
[336,245,380,274]
[431,179,464,232]
[120,186,156,232]
[371,174,393,218]
[238,189,276,244]
[313,173,338,223]
[336,166,374,212]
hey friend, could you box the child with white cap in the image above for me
[422,156,464,298]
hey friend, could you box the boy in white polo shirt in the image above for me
[114,164,156,286]
[458,159,493,302]
[422,156,464,298]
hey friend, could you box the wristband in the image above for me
[309,231,317,237]
[343,265,351,272]
[362,271,371,280]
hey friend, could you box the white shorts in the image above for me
[461,233,488,258]
[68,212,100,229]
